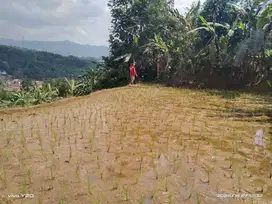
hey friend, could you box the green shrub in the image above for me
[7,92,32,107]
[73,83,93,96]
[21,79,36,92]
[32,87,58,105]
[0,89,13,107]
[44,78,70,97]
[0,89,9,100]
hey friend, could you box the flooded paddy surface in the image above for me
[0,85,271,204]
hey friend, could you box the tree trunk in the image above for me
[156,52,171,80]
[213,2,220,69]
[157,54,161,79]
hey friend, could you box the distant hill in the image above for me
[0,38,109,58]
[0,45,97,80]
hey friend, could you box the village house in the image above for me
[0,71,7,76]
[11,79,22,91]
[35,81,44,88]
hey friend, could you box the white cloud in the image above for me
[0,0,111,46]
[0,0,202,46]
[175,0,202,14]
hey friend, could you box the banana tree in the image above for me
[183,1,201,30]
[113,34,139,63]
[142,33,172,79]
[187,15,230,69]
[43,83,58,99]
[228,0,272,85]
[267,80,272,87]
[227,0,272,50]
[76,69,98,95]
[65,78,84,96]
[187,16,230,35]
[32,88,51,105]
[8,92,32,107]
[31,84,59,105]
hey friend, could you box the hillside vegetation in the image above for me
[0,85,271,203]
[0,45,97,80]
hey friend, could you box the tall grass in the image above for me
[87,175,93,195]
[50,140,55,155]
[168,192,173,204]
[122,185,129,201]
[50,166,55,180]
[75,162,81,182]
[0,167,7,188]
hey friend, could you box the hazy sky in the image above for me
[0,0,199,46]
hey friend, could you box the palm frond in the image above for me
[227,3,247,16]
[113,53,132,61]
[256,4,272,29]
[187,26,210,34]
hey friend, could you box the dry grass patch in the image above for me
[0,84,271,203]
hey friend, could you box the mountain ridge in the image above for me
[0,38,109,58]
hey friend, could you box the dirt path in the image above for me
[0,85,271,204]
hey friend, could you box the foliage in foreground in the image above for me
[0,66,106,108]
[0,86,58,108]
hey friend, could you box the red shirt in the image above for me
[129,65,136,76]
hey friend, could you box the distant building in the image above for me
[35,81,44,88]
[12,79,22,91]
[13,79,21,85]
[0,71,7,76]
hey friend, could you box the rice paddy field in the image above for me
[0,84,271,204]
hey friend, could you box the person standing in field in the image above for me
[129,62,138,86]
